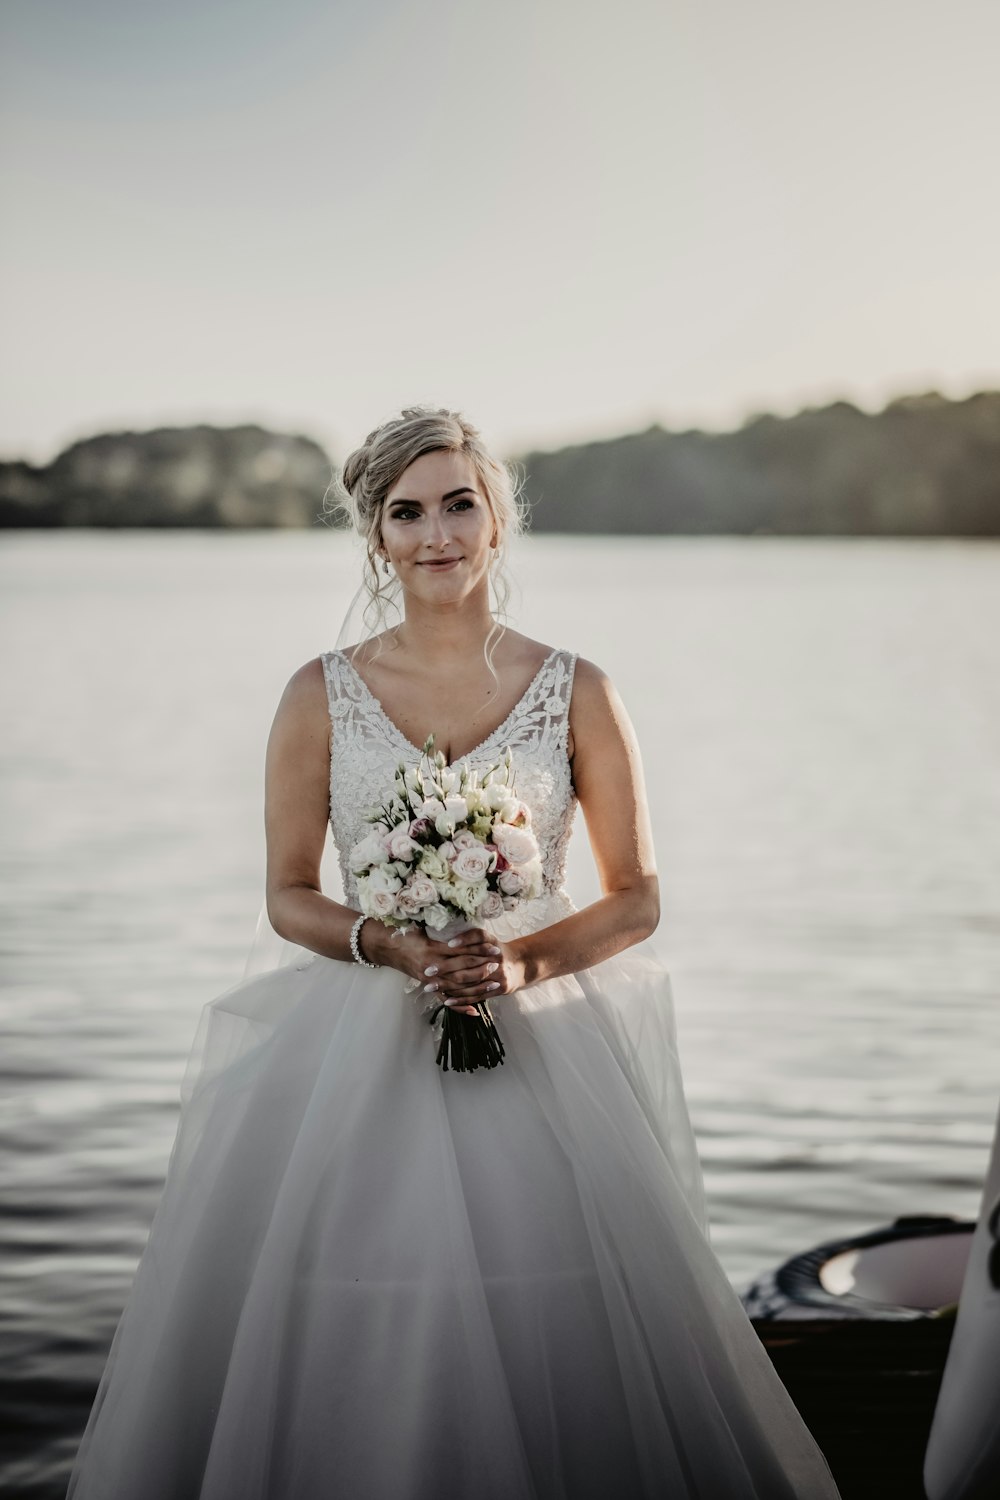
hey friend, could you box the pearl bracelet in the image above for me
[349,913,379,969]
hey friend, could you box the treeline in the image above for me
[518,392,1000,535]
[0,425,332,528]
[2,392,998,534]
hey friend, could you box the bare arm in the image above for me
[263,659,363,959]
[438,658,660,1002]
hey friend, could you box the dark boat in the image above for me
[743,1216,973,1500]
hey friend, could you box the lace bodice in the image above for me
[320,648,579,917]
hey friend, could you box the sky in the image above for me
[2,0,999,466]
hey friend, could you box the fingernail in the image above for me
[487,945,501,955]
[424,966,438,977]
[486,982,500,991]
[447,938,462,948]
[485,962,498,975]
[423,982,438,993]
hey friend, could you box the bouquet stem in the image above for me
[427,999,506,1073]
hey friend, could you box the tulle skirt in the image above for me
[67,899,840,1499]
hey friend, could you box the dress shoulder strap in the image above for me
[538,648,578,754]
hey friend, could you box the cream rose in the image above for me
[453,879,487,916]
[418,848,448,881]
[451,829,478,850]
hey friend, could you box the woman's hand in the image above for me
[363,922,524,1016]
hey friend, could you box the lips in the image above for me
[418,557,462,570]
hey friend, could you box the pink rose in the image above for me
[476,890,504,920]
[498,868,524,895]
[452,829,478,850]
[408,817,431,841]
[396,873,437,916]
[452,845,494,883]
[492,822,538,868]
[406,873,437,908]
[388,828,418,862]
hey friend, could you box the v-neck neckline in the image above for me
[334,647,560,768]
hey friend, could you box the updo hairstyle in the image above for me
[327,406,527,648]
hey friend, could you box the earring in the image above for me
[382,558,390,575]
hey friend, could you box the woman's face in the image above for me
[380,449,497,607]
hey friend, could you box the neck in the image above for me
[393,588,498,668]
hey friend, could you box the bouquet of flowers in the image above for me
[350,737,542,1073]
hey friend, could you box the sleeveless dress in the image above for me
[67,647,841,1499]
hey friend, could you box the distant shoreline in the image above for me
[2,392,998,535]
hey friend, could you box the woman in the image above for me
[68,407,840,1498]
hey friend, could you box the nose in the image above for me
[423,511,451,550]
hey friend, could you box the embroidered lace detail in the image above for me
[321,648,579,910]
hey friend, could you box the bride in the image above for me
[67,407,840,1498]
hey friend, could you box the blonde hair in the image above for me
[326,406,527,659]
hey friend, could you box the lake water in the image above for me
[2,531,999,1496]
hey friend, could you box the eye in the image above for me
[449,498,474,512]
[389,506,420,522]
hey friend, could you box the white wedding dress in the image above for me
[67,647,840,1499]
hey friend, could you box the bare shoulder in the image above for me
[272,656,329,729]
[568,656,619,715]
[285,654,327,700]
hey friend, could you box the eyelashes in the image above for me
[388,499,475,522]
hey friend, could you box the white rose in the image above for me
[477,890,504,920]
[349,828,392,870]
[434,812,453,838]
[422,902,452,931]
[388,829,418,862]
[452,828,478,850]
[364,865,401,918]
[452,845,493,883]
[453,879,487,916]
[492,822,539,867]
[419,796,445,819]
[498,798,531,828]
[498,868,524,895]
[370,885,400,918]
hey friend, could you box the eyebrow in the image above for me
[386,487,476,507]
